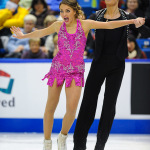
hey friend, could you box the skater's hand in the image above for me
[10,26,24,39]
[133,18,145,28]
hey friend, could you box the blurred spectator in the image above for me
[46,0,61,15]
[146,0,150,16]
[125,0,145,17]
[99,0,106,9]
[53,34,59,58]
[85,13,96,59]
[19,0,32,10]
[138,0,149,15]
[5,14,36,58]
[145,0,150,28]
[57,15,63,21]
[0,0,8,9]
[79,11,87,20]
[125,0,150,38]
[0,0,28,35]
[21,38,48,59]
[119,0,126,9]
[43,15,57,57]
[44,15,57,27]
[100,0,125,9]
[30,0,51,29]
[0,38,8,58]
[127,35,147,59]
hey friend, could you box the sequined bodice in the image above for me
[51,19,87,74]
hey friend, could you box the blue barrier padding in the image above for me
[125,59,150,62]
[136,39,150,49]
[0,59,150,63]
[0,118,150,134]
[0,59,53,63]
[78,0,100,9]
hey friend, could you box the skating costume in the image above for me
[42,19,87,87]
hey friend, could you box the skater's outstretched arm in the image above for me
[84,17,145,30]
[10,21,61,39]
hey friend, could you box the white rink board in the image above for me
[0,62,150,120]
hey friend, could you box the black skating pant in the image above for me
[73,56,125,150]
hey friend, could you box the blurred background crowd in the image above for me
[0,0,150,59]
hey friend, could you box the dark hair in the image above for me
[128,35,142,58]
[31,0,48,12]
[126,0,140,4]
[89,13,96,20]
[59,0,83,19]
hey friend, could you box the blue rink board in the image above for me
[0,59,150,63]
[0,118,150,134]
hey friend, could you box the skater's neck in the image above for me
[105,5,120,19]
[106,5,119,16]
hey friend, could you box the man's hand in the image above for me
[133,18,145,28]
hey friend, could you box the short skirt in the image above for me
[42,72,84,87]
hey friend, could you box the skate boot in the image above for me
[43,139,52,150]
[57,132,68,150]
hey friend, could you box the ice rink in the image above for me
[0,133,150,150]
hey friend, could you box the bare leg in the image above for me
[44,78,64,140]
[61,79,82,135]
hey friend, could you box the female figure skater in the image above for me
[73,0,148,150]
[10,0,145,150]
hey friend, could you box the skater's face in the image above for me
[59,4,76,24]
[127,0,139,11]
[30,41,40,53]
[105,0,119,6]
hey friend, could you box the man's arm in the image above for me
[128,13,150,38]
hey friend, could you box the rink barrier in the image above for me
[0,58,150,63]
[0,118,150,134]
[0,59,150,133]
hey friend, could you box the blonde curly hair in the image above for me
[59,0,83,19]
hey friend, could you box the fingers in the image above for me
[10,26,20,33]
[10,27,15,33]
[13,26,20,31]
[10,27,17,34]
[134,18,145,28]
[11,26,18,32]
[136,18,145,25]
[10,26,23,39]
[18,28,22,32]
[12,35,17,38]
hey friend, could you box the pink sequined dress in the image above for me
[42,19,87,87]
